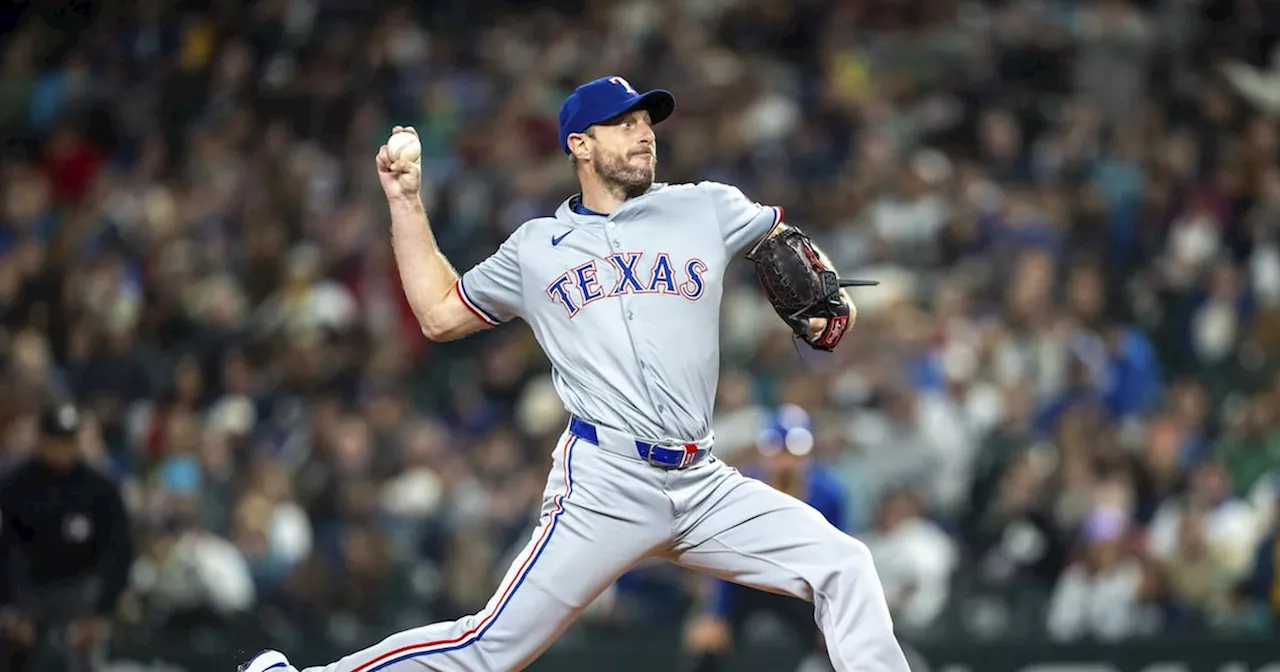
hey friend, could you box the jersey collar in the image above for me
[569,195,606,217]
[556,183,667,225]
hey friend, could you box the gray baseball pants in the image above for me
[301,422,911,672]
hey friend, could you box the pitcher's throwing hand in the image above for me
[376,125,421,201]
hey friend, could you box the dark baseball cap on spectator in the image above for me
[558,76,675,154]
[39,403,82,438]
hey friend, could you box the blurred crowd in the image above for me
[3,0,1280,652]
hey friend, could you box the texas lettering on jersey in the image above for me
[546,252,708,318]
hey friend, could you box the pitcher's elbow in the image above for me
[420,321,453,342]
[418,293,493,342]
[417,310,449,342]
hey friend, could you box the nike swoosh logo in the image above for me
[551,231,573,246]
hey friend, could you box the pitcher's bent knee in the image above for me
[814,534,883,600]
[816,534,910,670]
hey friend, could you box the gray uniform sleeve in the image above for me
[701,181,784,257]
[457,230,524,325]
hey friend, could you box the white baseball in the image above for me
[387,131,421,164]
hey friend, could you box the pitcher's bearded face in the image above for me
[575,109,658,198]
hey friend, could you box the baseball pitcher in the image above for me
[242,76,910,672]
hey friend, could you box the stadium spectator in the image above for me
[862,489,958,635]
[1159,502,1236,630]
[1046,505,1162,641]
[0,403,133,671]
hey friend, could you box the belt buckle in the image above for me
[646,441,680,469]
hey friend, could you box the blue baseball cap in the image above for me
[558,76,676,154]
[757,404,815,457]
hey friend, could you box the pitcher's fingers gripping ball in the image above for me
[376,126,422,201]
[386,129,421,164]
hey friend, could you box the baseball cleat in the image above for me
[239,649,295,672]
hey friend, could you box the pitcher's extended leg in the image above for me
[300,433,667,672]
[669,462,910,672]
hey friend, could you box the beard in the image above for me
[595,147,656,198]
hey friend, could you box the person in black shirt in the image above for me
[0,403,134,672]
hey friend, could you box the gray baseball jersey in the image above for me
[455,181,781,442]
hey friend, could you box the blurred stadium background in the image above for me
[3,0,1280,670]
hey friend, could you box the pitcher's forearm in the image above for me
[388,196,459,325]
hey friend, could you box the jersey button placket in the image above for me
[613,227,661,420]
[606,220,620,248]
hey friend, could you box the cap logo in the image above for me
[608,76,638,95]
[64,513,93,542]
